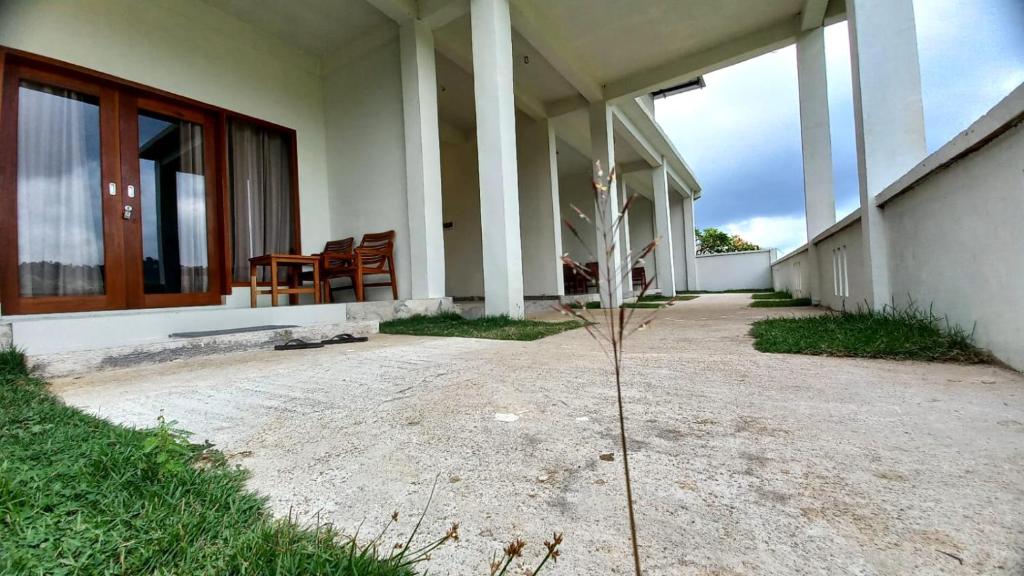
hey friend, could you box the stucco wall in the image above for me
[0,0,332,257]
[772,249,810,298]
[440,139,484,298]
[696,250,775,292]
[628,197,658,288]
[813,221,865,312]
[517,117,561,297]
[322,36,413,301]
[559,173,597,262]
[884,120,1024,369]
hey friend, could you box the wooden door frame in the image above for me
[0,47,303,314]
[0,60,128,315]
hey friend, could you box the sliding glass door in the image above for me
[0,61,221,314]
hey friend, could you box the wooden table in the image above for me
[249,254,321,308]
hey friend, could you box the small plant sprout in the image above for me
[556,161,662,576]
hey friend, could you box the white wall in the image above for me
[884,119,1024,369]
[517,117,561,297]
[0,0,332,256]
[322,36,412,301]
[440,139,484,297]
[628,197,658,289]
[772,249,810,298]
[771,89,1024,370]
[696,250,775,292]
[558,172,597,262]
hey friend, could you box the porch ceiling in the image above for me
[200,0,392,56]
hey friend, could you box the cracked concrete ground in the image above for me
[52,294,1024,575]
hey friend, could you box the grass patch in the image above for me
[621,302,663,309]
[677,289,771,294]
[750,306,991,363]
[750,298,812,308]
[380,312,583,341]
[751,291,792,300]
[0,348,431,575]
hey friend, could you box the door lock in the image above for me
[123,205,134,220]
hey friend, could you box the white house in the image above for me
[1,0,1021,371]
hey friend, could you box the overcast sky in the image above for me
[655,0,1024,255]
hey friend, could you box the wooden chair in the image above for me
[320,231,398,302]
[305,237,353,300]
[631,266,647,292]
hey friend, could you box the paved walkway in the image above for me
[53,294,1024,575]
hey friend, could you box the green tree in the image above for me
[696,227,761,254]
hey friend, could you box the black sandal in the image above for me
[320,333,368,345]
[274,338,325,351]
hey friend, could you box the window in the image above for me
[832,245,849,298]
[227,119,297,282]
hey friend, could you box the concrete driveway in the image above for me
[52,294,1024,575]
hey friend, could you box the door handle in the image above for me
[123,205,134,220]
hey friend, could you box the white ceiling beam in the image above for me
[434,34,547,120]
[420,0,469,29]
[509,0,604,102]
[618,161,651,175]
[364,0,417,23]
[612,107,661,167]
[666,165,691,198]
[544,95,588,118]
[801,0,830,31]
[604,16,803,101]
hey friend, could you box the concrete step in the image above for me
[27,320,378,379]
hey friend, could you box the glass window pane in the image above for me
[17,81,105,297]
[139,111,208,294]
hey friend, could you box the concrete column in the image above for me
[651,163,676,296]
[517,117,564,296]
[471,0,525,318]
[848,0,927,308]
[400,21,446,299]
[681,194,699,291]
[669,193,687,291]
[618,175,632,298]
[797,27,835,303]
[589,101,623,308]
[798,27,836,239]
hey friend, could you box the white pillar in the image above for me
[682,194,699,291]
[589,101,623,308]
[669,193,687,291]
[618,175,632,298]
[471,0,525,318]
[797,26,836,303]
[517,117,564,296]
[848,0,927,308]
[651,163,676,296]
[400,21,446,299]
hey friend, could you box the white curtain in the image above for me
[17,83,104,296]
[177,122,208,293]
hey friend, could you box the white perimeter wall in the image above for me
[0,0,332,256]
[773,90,1024,369]
[772,249,810,298]
[697,250,775,292]
[322,36,413,301]
[884,119,1024,369]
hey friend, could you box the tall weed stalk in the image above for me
[557,162,663,576]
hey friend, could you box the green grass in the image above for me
[677,289,772,294]
[621,302,663,309]
[750,306,991,363]
[751,291,792,300]
[750,298,812,308]
[0,349,425,576]
[380,312,583,340]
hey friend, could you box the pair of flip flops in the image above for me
[274,333,368,351]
